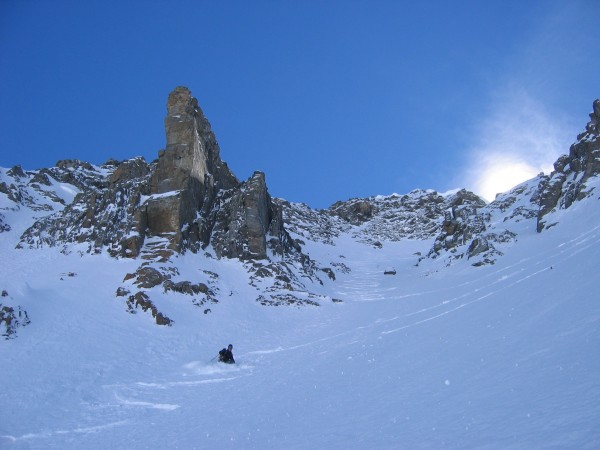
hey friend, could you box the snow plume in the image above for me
[461,89,571,202]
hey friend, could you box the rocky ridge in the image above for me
[1,91,599,335]
[277,99,600,270]
[536,99,600,231]
[1,87,333,332]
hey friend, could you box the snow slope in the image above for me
[1,183,600,449]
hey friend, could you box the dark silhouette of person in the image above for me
[218,344,235,364]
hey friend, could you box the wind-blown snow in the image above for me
[1,183,600,449]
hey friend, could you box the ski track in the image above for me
[99,362,254,413]
[2,212,599,448]
[2,360,254,447]
[250,225,600,354]
[0,421,130,445]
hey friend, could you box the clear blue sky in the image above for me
[1,1,598,208]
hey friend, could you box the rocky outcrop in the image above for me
[16,87,294,263]
[418,190,516,266]
[131,88,296,262]
[330,200,374,225]
[18,158,150,256]
[125,291,172,326]
[4,86,330,324]
[210,171,298,260]
[0,305,30,339]
[0,213,10,233]
[325,189,486,247]
[1,291,30,339]
[537,99,600,231]
[152,87,238,195]
[144,86,239,255]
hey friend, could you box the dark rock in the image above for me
[163,280,208,295]
[7,165,26,178]
[0,214,10,233]
[321,268,336,280]
[0,304,30,339]
[30,171,53,186]
[155,312,171,326]
[116,287,130,297]
[126,291,172,326]
[133,266,164,288]
[18,159,150,255]
[330,200,374,225]
[537,99,600,231]
[256,293,321,307]
[467,238,490,258]
[109,157,149,185]
[145,86,239,254]
[56,159,94,171]
[211,171,296,260]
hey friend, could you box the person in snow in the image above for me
[218,344,235,364]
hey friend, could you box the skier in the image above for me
[218,344,235,364]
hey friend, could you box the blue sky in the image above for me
[1,1,598,208]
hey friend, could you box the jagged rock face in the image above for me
[16,87,292,262]
[0,213,10,233]
[125,291,172,326]
[0,304,30,339]
[537,99,600,231]
[211,171,296,260]
[330,200,374,225]
[151,86,237,195]
[109,157,149,185]
[416,190,515,265]
[0,291,30,339]
[5,86,319,324]
[153,87,208,194]
[325,189,486,246]
[145,86,239,253]
[18,158,151,256]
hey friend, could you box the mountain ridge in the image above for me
[1,89,598,336]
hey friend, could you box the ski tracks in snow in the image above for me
[0,420,129,447]
[102,361,252,411]
[280,224,600,350]
[1,363,253,448]
[378,225,600,336]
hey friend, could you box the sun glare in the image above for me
[477,158,539,202]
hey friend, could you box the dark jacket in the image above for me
[218,348,235,364]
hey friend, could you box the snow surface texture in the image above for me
[1,174,600,449]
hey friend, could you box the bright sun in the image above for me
[476,157,541,202]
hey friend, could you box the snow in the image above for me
[140,190,182,204]
[439,187,462,197]
[1,184,600,449]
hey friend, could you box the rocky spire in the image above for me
[150,86,237,196]
[15,85,302,265]
[144,87,239,253]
